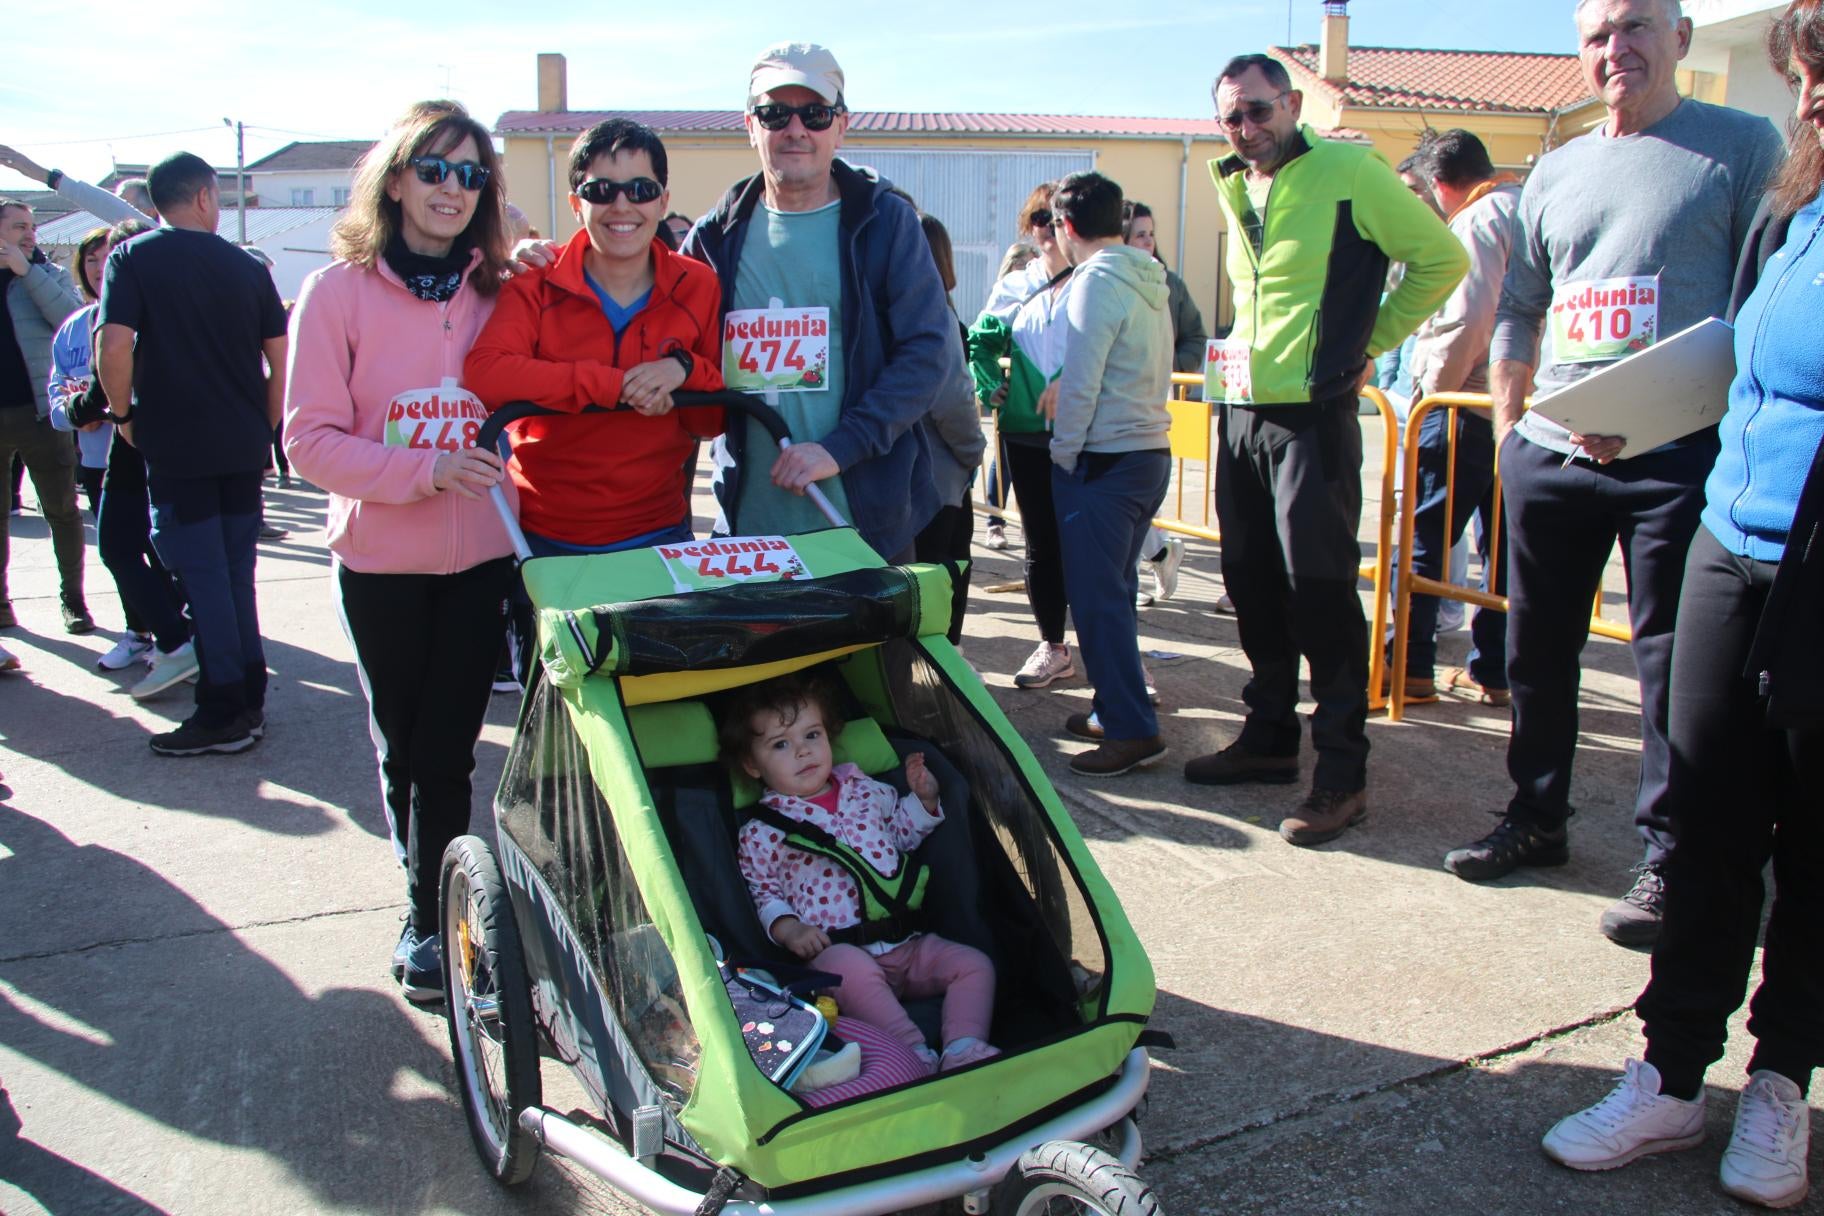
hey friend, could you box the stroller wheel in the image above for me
[442,835,543,1185]
[992,1140,1161,1216]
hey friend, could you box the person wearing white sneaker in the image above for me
[0,641,18,672]
[1556,11,1824,1210]
[96,631,152,671]
[1542,1058,1706,1171]
[1012,641,1074,690]
[1721,1071,1811,1208]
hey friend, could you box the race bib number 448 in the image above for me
[722,307,831,392]
[385,379,487,451]
[1550,275,1659,364]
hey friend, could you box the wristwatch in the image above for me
[46,169,64,190]
[107,406,134,424]
[667,348,693,379]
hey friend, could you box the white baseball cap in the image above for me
[748,41,845,108]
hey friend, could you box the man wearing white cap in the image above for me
[683,41,950,561]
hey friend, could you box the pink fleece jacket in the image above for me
[283,253,517,575]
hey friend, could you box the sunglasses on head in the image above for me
[406,156,491,191]
[750,101,842,131]
[1218,92,1288,131]
[575,176,664,206]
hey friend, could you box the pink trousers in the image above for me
[812,934,994,1052]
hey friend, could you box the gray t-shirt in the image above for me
[728,200,853,534]
[1491,99,1782,453]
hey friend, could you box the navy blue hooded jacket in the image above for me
[683,160,945,559]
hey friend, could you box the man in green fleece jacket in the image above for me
[1189,53,1466,847]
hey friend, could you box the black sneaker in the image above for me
[149,715,257,757]
[1599,863,1666,948]
[61,597,95,635]
[1444,815,1569,882]
[243,709,266,740]
[398,927,445,1005]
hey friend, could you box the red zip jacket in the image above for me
[465,232,724,545]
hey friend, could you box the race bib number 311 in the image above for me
[722,307,831,392]
[1203,337,1253,404]
[1550,275,1659,364]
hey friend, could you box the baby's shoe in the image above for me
[940,1036,1001,1071]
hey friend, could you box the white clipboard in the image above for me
[1530,317,1735,459]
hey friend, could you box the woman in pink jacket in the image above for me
[283,100,516,1003]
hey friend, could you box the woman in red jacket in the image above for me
[465,119,723,555]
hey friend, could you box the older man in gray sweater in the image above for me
[1445,0,1783,949]
[0,199,87,634]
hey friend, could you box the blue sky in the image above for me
[3,1,1577,190]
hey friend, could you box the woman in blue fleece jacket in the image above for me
[1541,6,1824,1205]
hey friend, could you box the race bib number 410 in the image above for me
[384,379,487,451]
[722,307,831,392]
[1550,275,1659,364]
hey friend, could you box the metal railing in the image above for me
[1384,392,1633,722]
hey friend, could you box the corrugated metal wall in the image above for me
[841,148,1095,322]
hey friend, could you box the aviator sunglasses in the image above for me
[575,176,665,206]
[1218,92,1289,131]
[750,101,843,131]
[406,156,491,191]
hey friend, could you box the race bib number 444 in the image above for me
[722,307,831,392]
[385,379,487,451]
[1550,275,1659,364]
[657,536,809,592]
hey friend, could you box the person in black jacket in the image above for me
[1539,5,1823,1205]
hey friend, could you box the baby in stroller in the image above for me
[720,673,1002,1074]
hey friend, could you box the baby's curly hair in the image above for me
[716,671,846,774]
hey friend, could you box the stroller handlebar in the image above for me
[474,392,790,456]
[476,391,848,561]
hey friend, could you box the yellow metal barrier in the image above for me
[1385,393,1633,722]
[972,365,1401,704]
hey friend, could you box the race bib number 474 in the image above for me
[722,307,831,392]
[1203,337,1253,404]
[1550,275,1659,364]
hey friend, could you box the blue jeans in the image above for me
[99,436,187,649]
[1053,450,1171,741]
[1404,409,1506,686]
[148,471,265,725]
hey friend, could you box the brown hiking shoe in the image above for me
[1378,667,1438,704]
[1279,787,1368,846]
[1069,735,1167,778]
[1183,741,1298,786]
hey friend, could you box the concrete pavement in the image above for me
[1,428,1816,1215]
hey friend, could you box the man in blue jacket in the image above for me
[683,41,946,561]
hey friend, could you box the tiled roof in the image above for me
[34,205,340,247]
[245,140,373,173]
[1271,45,1592,115]
[495,109,1229,138]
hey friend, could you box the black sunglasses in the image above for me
[1028,209,1053,230]
[406,156,491,191]
[750,101,842,131]
[575,176,664,206]
[1218,92,1289,131]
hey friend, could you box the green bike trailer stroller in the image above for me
[440,395,1162,1215]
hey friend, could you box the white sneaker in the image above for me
[983,522,1010,551]
[1013,643,1074,689]
[98,632,154,671]
[1721,1071,1811,1209]
[0,643,18,672]
[1148,537,1186,602]
[1542,1059,1706,1170]
[132,641,200,700]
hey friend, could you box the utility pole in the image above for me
[222,117,246,244]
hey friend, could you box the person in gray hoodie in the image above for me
[1044,171,1173,777]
